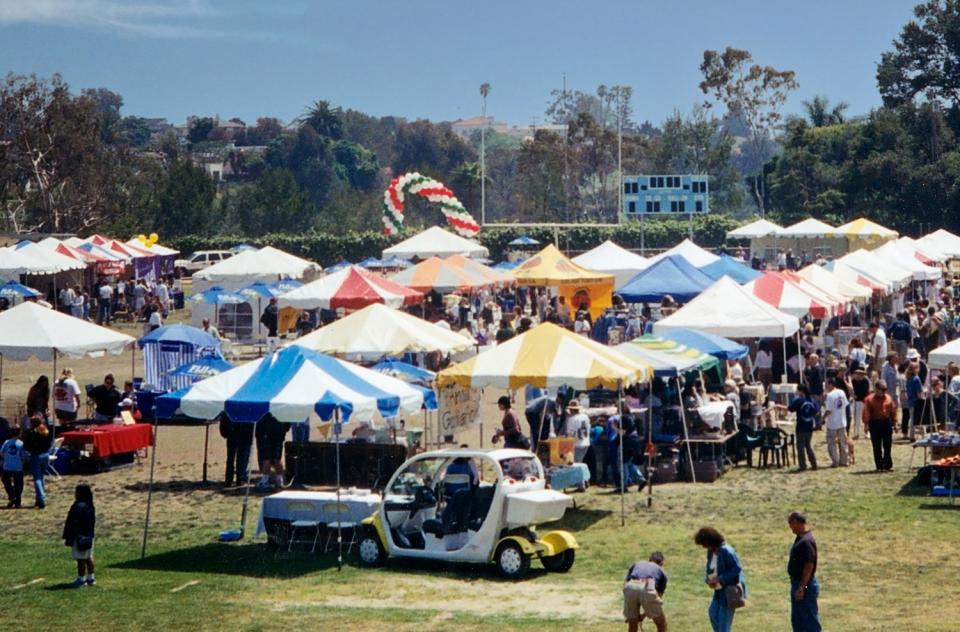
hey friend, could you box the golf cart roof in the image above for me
[417,448,535,461]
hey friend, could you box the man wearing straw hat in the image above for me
[563,400,591,465]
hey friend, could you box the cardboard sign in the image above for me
[438,385,483,435]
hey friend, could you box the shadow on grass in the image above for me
[917,503,960,511]
[896,478,931,497]
[373,555,549,582]
[111,542,340,578]
[122,480,277,497]
[558,507,613,531]
[45,582,85,591]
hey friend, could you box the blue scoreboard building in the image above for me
[622,174,709,217]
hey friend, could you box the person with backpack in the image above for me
[783,384,820,471]
[2,427,27,507]
[62,484,96,587]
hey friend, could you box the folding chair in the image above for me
[322,502,358,554]
[285,501,322,553]
[46,438,65,480]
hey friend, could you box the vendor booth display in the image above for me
[510,244,614,319]
[192,246,322,292]
[279,266,424,311]
[645,238,720,268]
[138,324,222,392]
[617,255,715,304]
[571,240,649,288]
[382,225,489,260]
[292,302,473,362]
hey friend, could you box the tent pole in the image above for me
[618,379,625,527]
[141,416,160,559]
[131,344,136,383]
[781,337,788,383]
[647,382,654,508]
[239,419,257,537]
[679,386,696,484]
[335,409,343,572]
[0,353,3,402]
[202,422,210,484]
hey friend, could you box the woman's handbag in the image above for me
[724,583,746,609]
[75,535,94,551]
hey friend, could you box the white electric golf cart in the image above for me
[357,448,578,579]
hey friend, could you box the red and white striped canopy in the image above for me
[279,265,423,311]
[744,272,842,319]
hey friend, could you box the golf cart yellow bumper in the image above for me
[361,513,387,546]
[491,530,578,561]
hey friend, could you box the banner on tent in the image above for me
[438,385,483,435]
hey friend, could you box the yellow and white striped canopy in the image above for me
[436,322,649,390]
[829,217,898,238]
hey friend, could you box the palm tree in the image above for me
[298,100,343,139]
[802,95,849,127]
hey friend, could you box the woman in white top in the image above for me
[53,368,82,423]
[754,342,774,388]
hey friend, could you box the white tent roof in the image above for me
[0,301,135,360]
[797,264,872,302]
[571,240,649,288]
[291,303,473,362]
[929,337,960,367]
[777,218,835,238]
[0,247,36,280]
[898,236,948,263]
[646,239,720,268]
[919,229,960,258]
[726,218,783,239]
[193,246,322,291]
[382,226,489,259]
[125,239,179,256]
[870,242,941,281]
[837,249,912,288]
[653,275,800,338]
[15,242,87,273]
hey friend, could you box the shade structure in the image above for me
[139,324,223,391]
[292,303,473,361]
[437,322,648,390]
[919,229,960,258]
[0,248,35,280]
[231,243,258,253]
[125,239,179,257]
[571,240,649,288]
[189,286,246,306]
[382,226,489,260]
[646,239,720,268]
[797,264,872,302]
[139,324,221,349]
[0,280,40,300]
[324,261,353,273]
[155,345,424,423]
[654,276,800,339]
[446,254,509,286]
[777,218,835,238]
[371,359,438,410]
[829,217,898,245]
[929,337,960,367]
[726,218,783,239]
[381,256,413,269]
[614,341,701,377]
[838,249,912,288]
[871,241,941,281]
[510,244,614,318]
[617,255,715,303]
[193,246,322,292]
[492,260,524,270]
[38,237,112,269]
[624,334,721,372]
[14,241,87,273]
[278,266,423,311]
[897,236,945,264]
[238,281,278,300]
[270,278,303,294]
[388,256,500,293]
[656,328,749,360]
[824,261,888,295]
[0,301,134,361]
[701,254,762,284]
[166,355,234,382]
[744,272,842,319]
[358,257,384,269]
[508,235,540,246]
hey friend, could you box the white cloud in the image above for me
[0,0,232,38]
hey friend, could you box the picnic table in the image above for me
[59,423,154,460]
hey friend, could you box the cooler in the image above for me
[504,489,570,527]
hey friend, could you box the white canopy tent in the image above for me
[0,247,35,282]
[193,246,322,292]
[871,241,941,281]
[778,218,835,238]
[838,249,914,289]
[929,338,960,367]
[797,264,872,302]
[653,276,800,339]
[571,240,649,288]
[645,239,720,268]
[919,229,960,258]
[726,218,783,239]
[382,226,489,260]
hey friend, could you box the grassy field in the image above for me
[2,436,957,632]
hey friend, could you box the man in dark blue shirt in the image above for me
[623,551,668,632]
[786,384,820,471]
[787,511,821,632]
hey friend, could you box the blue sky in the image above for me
[0,0,917,127]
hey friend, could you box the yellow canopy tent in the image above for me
[510,244,614,318]
[829,217,898,252]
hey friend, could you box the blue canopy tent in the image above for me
[492,259,525,270]
[150,346,425,565]
[358,257,384,269]
[617,255,715,304]
[381,255,413,269]
[325,261,353,273]
[508,235,540,246]
[166,354,234,382]
[701,255,762,284]
[0,280,40,305]
[656,328,749,360]
[231,244,258,253]
[270,278,303,294]
[238,281,277,299]
[371,359,438,410]
[138,324,223,391]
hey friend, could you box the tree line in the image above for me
[2,0,959,239]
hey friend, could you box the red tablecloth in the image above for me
[60,424,154,458]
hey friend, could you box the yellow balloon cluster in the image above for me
[136,232,160,248]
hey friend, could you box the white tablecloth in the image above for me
[697,401,734,429]
[255,490,381,536]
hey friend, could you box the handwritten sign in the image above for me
[438,385,483,434]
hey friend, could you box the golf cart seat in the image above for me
[423,488,473,538]
[468,485,496,531]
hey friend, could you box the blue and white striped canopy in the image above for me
[0,280,40,299]
[155,345,425,423]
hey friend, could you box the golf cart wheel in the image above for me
[358,530,386,567]
[495,541,530,580]
[541,548,575,573]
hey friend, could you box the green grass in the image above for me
[2,441,958,631]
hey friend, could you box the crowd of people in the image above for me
[53,275,180,330]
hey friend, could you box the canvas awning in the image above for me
[279,266,423,310]
[0,301,134,361]
[382,226,489,260]
[571,240,649,288]
[726,218,783,239]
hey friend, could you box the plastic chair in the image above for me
[759,427,788,468]
[46,438,65,479]
[285,501,321,553]
[322,502,357,554]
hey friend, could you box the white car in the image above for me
[357,448,578,579]
[174,250,234,275]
